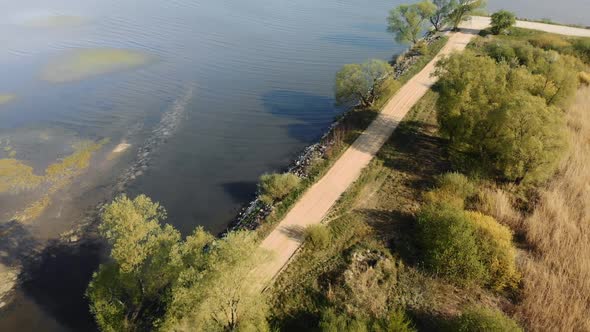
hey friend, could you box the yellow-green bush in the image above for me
[258,172,301,205]
[417,203,486,285]
[453,306,523,332]
[305,224,332,249]
[579,71,590,85]
[466,211,521,291]
[423,172,476,209]
[419,174,519,291]
[528,34,571,51]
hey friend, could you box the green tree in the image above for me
[490,10,516,35]
[387,1,436,44]
[88,195,271,332]
[163,231,271,332]
[258,172,301,205]
[447,0,485,30]
[87,195,186,331]
[429,0,457,31]
[434,51,567,183]
[335,59,394,108]
[453,307,523,332]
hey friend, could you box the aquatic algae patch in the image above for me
[5,138,109,223]
[24,14,87,28]
[42,49,151,83]
[45,138,109,180]
[0,94,16,105]
[13,195,51,222]
[0,159,43,193]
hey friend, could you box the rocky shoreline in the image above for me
[226,34,443,234]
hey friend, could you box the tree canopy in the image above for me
[87,195,271,332]
[490,10,516,35]
[434,51,568,183]
[335,59,393,108]
[387,1,436,44]
[429,0,457,31]
[447,0,485,30]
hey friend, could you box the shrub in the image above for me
[572,38,590,63]
[305,224,332,249]
[453,307,523,332]
[579,71,590,85]
[528,34,571,51]
[318,308,369,332]
[466,212,520,291]
[423,172,475,209]
[419,185,520,290]
[490,10,516,35]
[258,172,301,205]
[318,308,415,332]
[417,203,485,285]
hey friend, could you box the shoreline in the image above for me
[225,33,446,235]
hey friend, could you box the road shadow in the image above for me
[278,224,306,242]
[261,90,342,143]
[378,120,451,192]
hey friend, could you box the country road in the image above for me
[255,16,590,288]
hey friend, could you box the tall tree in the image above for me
[87,195,271,332]
[87,195,185,331]
[429,0,457,31]
[163,232,271,332]
[447,0,486,30]
[387,1,437,44]
[335,59,393,108]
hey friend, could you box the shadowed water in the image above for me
[0,0,587,331]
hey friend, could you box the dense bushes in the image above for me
[434,50,570,184]
[258,172,301,205]
[418,174,520,290]
[452,307,523,332]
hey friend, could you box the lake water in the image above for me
[0,0,587,331]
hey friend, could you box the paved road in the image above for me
[255,15,590,288]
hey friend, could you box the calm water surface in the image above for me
[0,0,587,331]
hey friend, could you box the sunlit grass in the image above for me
[42,48,151,83]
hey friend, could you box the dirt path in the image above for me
[474,16,590,37]
[256,16,590,288]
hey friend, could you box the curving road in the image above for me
[255,16,590,288]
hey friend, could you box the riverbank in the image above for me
[227,34,449,236]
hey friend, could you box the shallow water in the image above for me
[0,0,587,331]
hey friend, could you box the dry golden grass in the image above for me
[516,87,590,331]
[476,186,522,229]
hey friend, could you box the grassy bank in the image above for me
[269,91,513,330]
[269,27,590,331]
